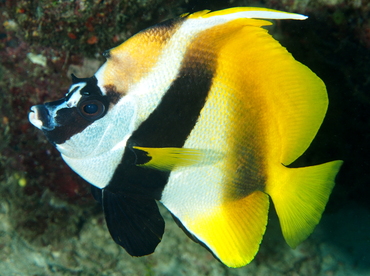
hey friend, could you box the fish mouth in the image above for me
[29,105,55,131]
[29,106,43,130]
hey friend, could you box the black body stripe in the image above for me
[106,55,215,199]
[130,70,213,148]
[96,31,219,257]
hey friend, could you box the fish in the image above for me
[28,7,343,268]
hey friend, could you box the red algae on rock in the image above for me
[0,0,184,260]
[3,0,181,56]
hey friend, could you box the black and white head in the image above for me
[29,74,136,189]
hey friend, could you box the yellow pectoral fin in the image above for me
[266,160,343,248]
[184,191,269,268]
[133,146,220,171]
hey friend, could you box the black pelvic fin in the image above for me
[101,189,165,256]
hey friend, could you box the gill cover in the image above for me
[28,7,343,268]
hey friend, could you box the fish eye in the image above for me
[83,103,98,114]
[79,99,106,121]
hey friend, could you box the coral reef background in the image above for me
[0,0,369,275]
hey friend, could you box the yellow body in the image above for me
[96,7,342,268]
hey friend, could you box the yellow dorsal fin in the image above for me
[181,9,210,18]
[266,160,343,247]
[133,146,220,171]
[207,12,327,165]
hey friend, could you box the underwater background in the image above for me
[0,0,369,275]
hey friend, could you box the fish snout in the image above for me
[29,105,54,131]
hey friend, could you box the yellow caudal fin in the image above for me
[133,146,221,171]
[181,191,269,268]
[266,160,343,248]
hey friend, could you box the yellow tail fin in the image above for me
[266,160,343,248]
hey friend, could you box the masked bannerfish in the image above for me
[28,7,343,268]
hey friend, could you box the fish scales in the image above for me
[29,7,343,268]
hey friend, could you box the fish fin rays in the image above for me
[101,189,165,256]
[170,191,269,268]
[203,13,328,165]
[264,55,329,165]
[133,146,221,171]
[186,7,307,20]
[266,161,343,248]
